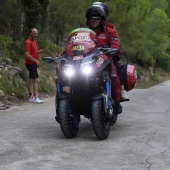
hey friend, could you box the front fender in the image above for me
[57,92,71,100]
[92,93,113,115]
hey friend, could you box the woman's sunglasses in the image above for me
[89,16,101,20]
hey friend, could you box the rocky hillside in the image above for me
[1,60,170,110]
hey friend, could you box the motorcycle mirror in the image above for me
[42,55,66,63]
[42,56,54,62]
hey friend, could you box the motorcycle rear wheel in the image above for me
[58,99,79,138]
[91,99,110,140]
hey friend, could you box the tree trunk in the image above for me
[13,0,22,42]
[55,17,59,45]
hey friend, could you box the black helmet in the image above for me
[92,2,109,17]
[86,3,107,29]
[86,3,107,20]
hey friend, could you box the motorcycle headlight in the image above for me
[82,66,92,75]
[64,68,74,77]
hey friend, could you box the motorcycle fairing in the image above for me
[65,28,97,55]
[56,46,101,79]
[55,28,115,117]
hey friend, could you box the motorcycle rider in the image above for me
[92,2,129,101]
[86,3,123,113]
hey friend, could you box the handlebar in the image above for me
[42,48,120,63]
[99,47,120,55]
[42,55,65,63]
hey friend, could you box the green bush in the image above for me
[37,34,64,57]
[18,58,29,82]
[0,35,13,51]
[39,74,55,93]
[151,74,160,83]
[0,35,13,61]
[10,39,25,63]
[136,68,143,79]
[0,72,27,99]
[156,54,170,71]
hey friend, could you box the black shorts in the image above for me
[26,64,39,79]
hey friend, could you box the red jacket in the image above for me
[95,25,123,55]
[105,22,114,29]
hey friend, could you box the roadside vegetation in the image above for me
[0,0,170,104]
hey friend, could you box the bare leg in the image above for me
[32,78,43,103]
[29,79,34,97]
[33,78,39,98]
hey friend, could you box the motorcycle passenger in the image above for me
[92,2,129,101]
[86,4,123,114]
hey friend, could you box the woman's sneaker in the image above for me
[121,90,129,101]
[33,97,44,104]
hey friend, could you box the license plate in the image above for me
[73,55,83,60]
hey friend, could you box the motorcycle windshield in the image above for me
[65,28,97,55]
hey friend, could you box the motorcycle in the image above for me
[43,28,137,140]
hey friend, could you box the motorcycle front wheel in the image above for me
[91,99,110,140]
[58,99,79,138]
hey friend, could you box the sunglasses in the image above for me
[89,16,101,20]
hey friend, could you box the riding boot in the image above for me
[115,101,122,114]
